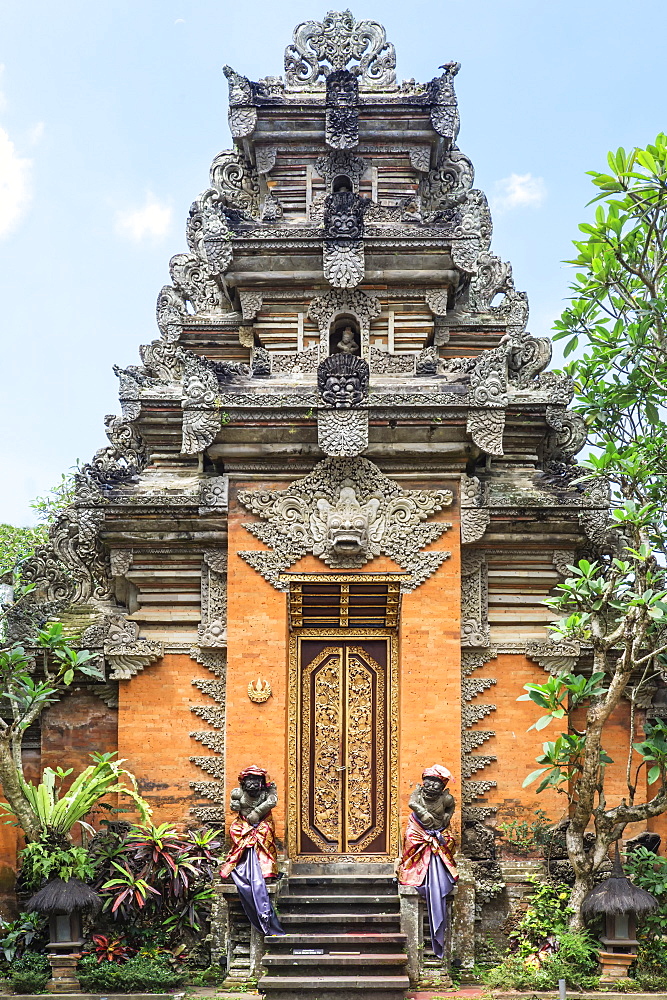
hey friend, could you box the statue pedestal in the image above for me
[215,878,284,984]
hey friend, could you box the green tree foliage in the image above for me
[520,136,667,928]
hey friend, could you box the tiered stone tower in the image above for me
[12,10,618,989]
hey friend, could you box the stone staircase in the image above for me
[259,865,410,1000]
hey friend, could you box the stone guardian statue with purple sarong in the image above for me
[397,765,458,959]
[219,765,284,937]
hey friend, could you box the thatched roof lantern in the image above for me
[26,878,101,916]
[582,846,658,922]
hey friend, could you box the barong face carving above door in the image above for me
[237,457,453,591]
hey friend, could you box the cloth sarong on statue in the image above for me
[219,816,284,937]
[397,813,458,959]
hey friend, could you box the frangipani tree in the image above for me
[521,135,667,928]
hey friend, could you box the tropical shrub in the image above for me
[7,952,50,994]
[0,913,46,965]
[77,953,185,992]
[18,838,98,892]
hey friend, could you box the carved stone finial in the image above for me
[285,12,396,90]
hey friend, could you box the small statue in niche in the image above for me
[397,765,458,960]
[219,766,284,936]
[336,325,360,355]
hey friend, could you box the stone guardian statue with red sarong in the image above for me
[219,766,284,936]
[397,765,458,959]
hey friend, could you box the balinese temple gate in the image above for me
[8,11,658,998]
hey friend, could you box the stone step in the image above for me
[268,932,407,949]
[264,953,408,968]
[279,893,399,910]
[280,912,401,926]
[291,863,395,875]
[287,875,397,896]
[258,974,410,996]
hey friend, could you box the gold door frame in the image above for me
[288,628,399,862]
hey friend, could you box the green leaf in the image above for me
[648,765,662,785]
[63,669,74,686]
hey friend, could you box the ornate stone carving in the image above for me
[308,289,381,351]
[469,346,508,408]
[461,551,490,647]
[255,146,277,175]
[260,192,283,221]
[238,457,452,591]
[200,476,228,509]
[466,253,512,312]
[367,347,413,375]
[415,347,439,376]
[189,645,227,821]
[271,345,321,376]
[461,509,490,545]
[251,346,272,378]
[209,149,260,216]
[156,284,188,341]
[110,549,133,577]
[408,147,431,173]
[543,410,587,465]
[315,150,366,190]
[77,410,147,490]
[318,353,369,407]
[198,548,227,649]
[284,11,396,90]
[526,639,581,677]
[451,190,493,272]
[181,353,221,455]
[169,253,225,315]
[323,240,365,288]
[326,69,359,149]
[466,408,505,457]
[507,330,552,389]
[103,615,163,681]
[425,288,451,318]
[223,65,257,138]
[21,508,110,604]
[552,549,575,578]
[428,63,460,139]
[421,148,474,214]
[318,409,368,457]
[140,340,183,382]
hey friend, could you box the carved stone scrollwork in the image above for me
[189,645,227,822]
[251,346,272,378]
[420,148,474,214]
[284,11,397,90]
[315,150,366,191]
[103,615,164,681]
[408,147,431,173]
[110,549,133,578]
[323,240,365,288]
[209,149,260,217]
[461,551,490,648]
[428,63,460,139]
[255,146,278,175]
[223,65,257,138]
[469,346,508,408]
[181,353,221,455]
[415,347,439,376]
[425,288,451,318]
[543,410,587,466]
[326,69,359,149]
[21,508,110,604]
[140,340,183,382]
[238,291,263,322]
[507,331,552,389]
[466,253,513,313]
[466,408,505,457]
[461,510,490,545]
[260,192,283,221]
[526,639,580,677]
[156,284,188,342]
[451,190,493,273]
[317,409,369,457]
[198,549,227,649]
[368,347,414,375]
[169,253,226,315]
[77,410,147,491]
[199,476,228,510]
[318,353,369,407]
[238,456,452,591]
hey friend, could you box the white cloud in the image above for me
[0,64,6,111]
[27,122,44,145]
[174,18,185,24]
[492,172,546,213]
[0,127,32,238]
[114,194,172,241]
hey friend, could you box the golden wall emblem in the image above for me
[248,677,272,703]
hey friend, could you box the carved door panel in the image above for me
[297,638,390,858]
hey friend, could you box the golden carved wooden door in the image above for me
[296,638,391,858]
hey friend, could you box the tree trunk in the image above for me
[568,870,595,932]
[0,736,40,841]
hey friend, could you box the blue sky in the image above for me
[0,0,664,525]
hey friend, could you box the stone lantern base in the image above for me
[598,949,635,982]
[47,954,80,993]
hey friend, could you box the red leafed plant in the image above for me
[89,934,132,963]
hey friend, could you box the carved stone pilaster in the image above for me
[198,550,228,649]
[461,551,490,647]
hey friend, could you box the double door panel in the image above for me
[297,638,390,857]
